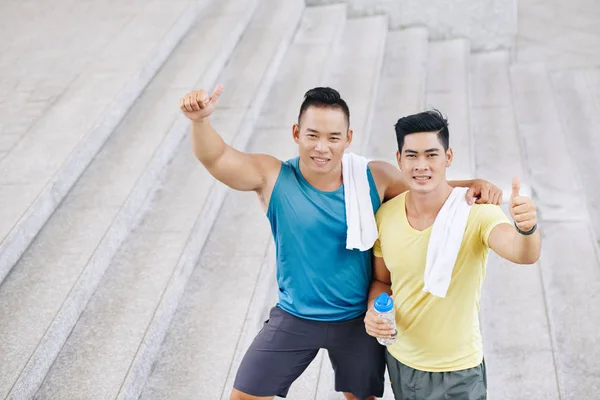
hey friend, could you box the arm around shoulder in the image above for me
[368,160,409,202]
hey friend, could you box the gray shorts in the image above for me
[386,351,487,400]
[233,306,386,399]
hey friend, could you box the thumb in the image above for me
[511,176,520,200]
[210,84,223,107]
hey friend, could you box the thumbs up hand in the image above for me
[510,176,537,233]
[180,85,223,121]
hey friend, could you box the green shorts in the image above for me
[386,351,487,400]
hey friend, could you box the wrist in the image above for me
[515,222,537,235]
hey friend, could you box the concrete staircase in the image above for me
[0,0,599,399]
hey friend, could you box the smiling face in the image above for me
[396,131,453,194]
[293,106,352,175]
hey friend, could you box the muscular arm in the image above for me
[488,223,541,264]
[191,118,280,192]
[182,86,280,194]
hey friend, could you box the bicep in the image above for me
[210,147,280,192]
[487,222,519,262]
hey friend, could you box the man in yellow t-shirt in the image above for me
[363,110,541,400]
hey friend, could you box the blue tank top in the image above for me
[266,157,381,321]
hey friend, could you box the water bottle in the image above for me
[373,292,397,346]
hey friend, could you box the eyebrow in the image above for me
[403,148,441,154]
[307,128,342,136]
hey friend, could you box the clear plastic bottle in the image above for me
[373,292,397,346]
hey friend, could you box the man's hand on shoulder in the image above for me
[466,179,503,206]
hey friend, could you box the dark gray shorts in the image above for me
[386,351,487,400]
[233,306,386,399]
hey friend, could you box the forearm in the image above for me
[190,118,227,167]
[368,279,392,309]
[512,229,542,264]
[448,179,473,188]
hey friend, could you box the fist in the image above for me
[179,85,223,121]
[510,176,537,232]
[364,307,396,339]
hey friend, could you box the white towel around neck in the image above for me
[342,153,378,251]
[422,187,472,298]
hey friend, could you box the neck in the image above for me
[406,181,453,217]
[298,158,343,191]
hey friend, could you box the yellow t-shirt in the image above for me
[373,192,511,372]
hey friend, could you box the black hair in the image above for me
[298,87,350,127]
[394,109,449,151]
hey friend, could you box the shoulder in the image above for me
[254,154,283,179]
[375,192,404,222]
[468,203,507,221]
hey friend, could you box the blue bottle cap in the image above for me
[374,292,393,313]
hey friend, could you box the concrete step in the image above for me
[366,27,429,164]
[470,52,559,400]
[509,63,588,222]
[426,39,473,180]
[0,0,260,398]
[32,1,304,399]
[510,63,600,400]
[551,69,600,241]
[139,5,348,399]
[322,15,388,153]
[0,0,211,285]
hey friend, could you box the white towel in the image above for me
[422,187,472,298]
[342,153,378,251]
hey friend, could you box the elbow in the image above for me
[516,250,541,265]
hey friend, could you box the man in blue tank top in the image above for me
[180,85,502,400]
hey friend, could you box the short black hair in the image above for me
[298,87,350,127]
[394,109,449,151]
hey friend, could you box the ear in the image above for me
[396,150,402,170]
[345,128,353,149]
[292,123,300,144]
[446,147,453,167]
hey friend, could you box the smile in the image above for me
[413,176,431,182]
[311,157,330,165]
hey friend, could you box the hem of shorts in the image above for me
[334,385,384,399]
[233,383,287,398]
[386,348,484,372]
[277,304,366,322]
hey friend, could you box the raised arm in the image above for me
[488,177,541,264]
[181,85,280,193]
[369,160,503,205]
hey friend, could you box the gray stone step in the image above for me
[366,27,429,164]
[551,69,600,241]
[322,15,388,153]
[0,0,211,286]
[139,5,348,400]
[0,0,261,398]
[509,63,588,223]
[32,1,305,399]
[510,63,600,399]
[426,39,473,180]
[470,52,559,400]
